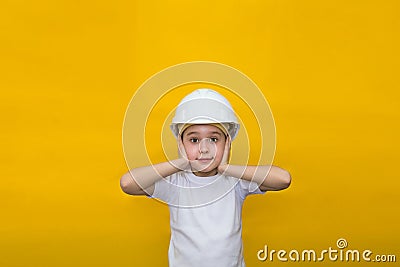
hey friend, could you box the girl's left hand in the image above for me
[218,135,231,173]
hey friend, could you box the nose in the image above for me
[198,139,210,153]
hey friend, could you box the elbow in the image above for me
[279,170,291,190]
[261,168,291,191]
[120,173,138,195]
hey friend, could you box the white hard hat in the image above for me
[170,89,240,140]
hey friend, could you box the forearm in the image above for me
[120,158,188,194]
[218,164,291,191]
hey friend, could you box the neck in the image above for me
[192,168,218,177]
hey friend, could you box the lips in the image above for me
[197,158,213,163]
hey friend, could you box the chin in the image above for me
[194,168,218,177]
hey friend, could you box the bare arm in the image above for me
[218,164,291,191]
[120,158,188,195]
[218,136,291,192]
[120,137,191,196]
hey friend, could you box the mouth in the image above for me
[197,157,213,163]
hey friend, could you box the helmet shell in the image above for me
[170,89,240,139]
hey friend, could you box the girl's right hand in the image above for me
[178,136,187,159]
[174,136,191,171]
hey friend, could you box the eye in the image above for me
[189,138,199,143]
[209,137,218,143]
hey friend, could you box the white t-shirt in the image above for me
[152,172,265,267]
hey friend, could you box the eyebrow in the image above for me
[185,131,222,136]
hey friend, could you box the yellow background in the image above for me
[1,0,399,266]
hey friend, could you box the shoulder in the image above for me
[160,171,187,184]
[229,177,265,198]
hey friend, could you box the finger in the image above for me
[225,135,231,152]
[177,136,182,156]
[177,136,187,159]
[222,135,231,163]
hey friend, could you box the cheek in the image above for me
[184,145,198,160]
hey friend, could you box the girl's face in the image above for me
[181,124,227,177]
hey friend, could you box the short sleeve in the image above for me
[151,174,180,204]
[235,179,265,200]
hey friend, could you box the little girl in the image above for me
[120,89,291,266]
